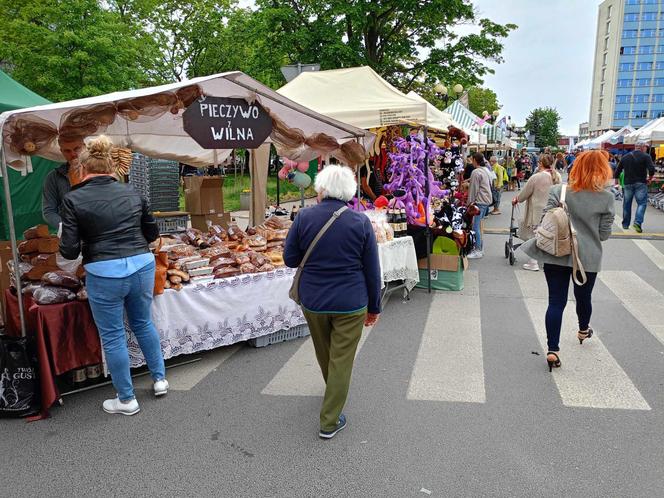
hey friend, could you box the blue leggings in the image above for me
[543,264,598,352]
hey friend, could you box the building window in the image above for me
[597,113,602,126]
[600,83,605,95]
[644,0,657,4]
[654,78,664,86]
[614,111,629,119]
[601,68,606,81]
[653,94,664,102]
[608,5,613,18]
[603,53,608,66]
[633,110,649,119]
[599,98,604,111]
[638,45,655,54]
[643,12,658,21]
[623,29,638,38]
[617,79,631,87]
[641,29,657,38]
[626,0,638,4]
[624,13,639,21]
[604,37,609,51]
[616,95,630,104]
[622,46,636,54]
[634,94,650,103]
[619,62,635,71]
[637,62,653,70]
[656,62,664,70]
[655,110,664,118]
[636,78,651,86]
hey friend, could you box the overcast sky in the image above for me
[467,0,600,136]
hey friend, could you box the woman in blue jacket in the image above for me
[284,165,381,439]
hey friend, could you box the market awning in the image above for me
[585,129,617,149]
[277,66,445,131]
[607,126,635,145]
[443,100,505,143]
[0,71,374,171]
[624,117,664,144]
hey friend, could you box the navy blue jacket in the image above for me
[284,199,381,314]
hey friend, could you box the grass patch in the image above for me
[179,174,315,212]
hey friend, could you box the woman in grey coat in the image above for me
[521,150,615,371]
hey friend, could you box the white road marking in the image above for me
[262,324,375,396]
[632,239,664,270]
[407,271,485,403]
[600,271,664,346]
[134,345,241,391]
[516,270,650,411]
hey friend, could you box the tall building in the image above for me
[589,0,664,136]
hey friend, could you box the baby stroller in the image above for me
[504,203,522,266]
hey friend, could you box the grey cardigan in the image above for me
[521,184,615,273]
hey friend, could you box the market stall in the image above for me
[443,100,504,148]
[0,71,379,416]
[624,117,664,145]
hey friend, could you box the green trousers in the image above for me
[303,308,366,431]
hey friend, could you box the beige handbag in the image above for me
[289,206,348,304]
[535,185,587,285]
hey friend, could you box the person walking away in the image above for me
[614,142,655,232]
[59,136,168,416]
[467,152,494,259]
[515,149,530,189]
[505,155,516,191]
[284,165,381,440]
[520,150,614,371]
[490,156,508,215]
[555,152,566,172]
[42,136,86,230]
[512,154,561,271]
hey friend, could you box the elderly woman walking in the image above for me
[284,165,381,440]
[520,150,615,371]
[512,154,561,271]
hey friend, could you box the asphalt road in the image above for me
[2,190,664,497]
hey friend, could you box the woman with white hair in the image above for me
[284,165,381,440]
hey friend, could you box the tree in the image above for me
[466,87,500,117]
[255,0,516,91]
[0,0,162,102]
[525,107,561,148]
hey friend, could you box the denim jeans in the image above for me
[622,182,648,227]
[543,264,598,352]
[473,204,491,250]
[491,187,503,208]
[87,260,165,401]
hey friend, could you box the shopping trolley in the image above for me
[504,203,522,266]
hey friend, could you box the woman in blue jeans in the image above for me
[521,150,615,371]
[60,136,167,415]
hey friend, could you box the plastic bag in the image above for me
[32,286,76,305]
[41,271,81,290]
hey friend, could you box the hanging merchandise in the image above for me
[0,336,41,418]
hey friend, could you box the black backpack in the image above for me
[0,336,41,418]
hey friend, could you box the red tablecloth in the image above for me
[4,289,101,418]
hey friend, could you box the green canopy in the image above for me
[0,69,60,240]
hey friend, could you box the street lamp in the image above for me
[434,83,464,106]
[483,109,500,124]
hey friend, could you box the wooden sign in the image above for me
[183,97,273,149]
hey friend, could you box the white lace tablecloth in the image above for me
[128,268,305,367]
[378,236,420,291]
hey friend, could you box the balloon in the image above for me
[297,161,310,173]
[278,166,290,180]
[292,171,312,189]
[283,157,298,168]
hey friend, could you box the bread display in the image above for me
[23,225,50,240]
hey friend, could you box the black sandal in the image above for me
[547,352,561,372]
[578,328,594,345]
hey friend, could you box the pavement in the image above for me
[3,189,664,497]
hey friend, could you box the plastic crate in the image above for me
[155,213,189,234]
[248,324,310,347]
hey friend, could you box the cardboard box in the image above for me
[190,212,232,232]
[418,254,468,272]
[184,176,224,215]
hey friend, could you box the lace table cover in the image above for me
[378,236,420,291]
[128,268,305,367]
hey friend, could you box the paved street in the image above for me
[3,192,664,497]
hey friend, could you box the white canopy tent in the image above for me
[585,129,616,149]
[607,126,635,145]
[0,71,374,336]
[624,117,664,144]
[0,71,373,171]
[278,66,451,132]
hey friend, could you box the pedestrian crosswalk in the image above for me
[255,263,664,413]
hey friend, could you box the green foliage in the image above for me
[466,87,500,117]
[255,0,516,92]
[525,107,561,148]
[0,0,162,101]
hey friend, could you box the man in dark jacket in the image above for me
[42,136,85,229]
[615,143,655,232]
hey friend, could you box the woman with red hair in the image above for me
[521,150,615,372]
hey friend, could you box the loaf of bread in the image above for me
[23,225,50,240]
[37,237,60,254]
[41,271,81,289]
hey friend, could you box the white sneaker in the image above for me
[154,379,169,397]
[467,250,484,259]
[523,262,540,271]
[103,397,140,416]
